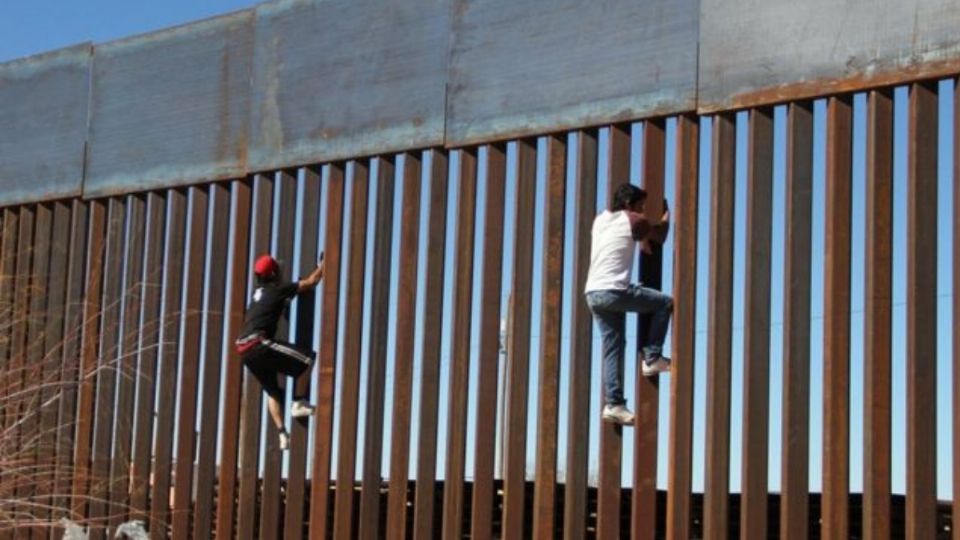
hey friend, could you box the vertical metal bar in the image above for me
[532,134,567,539]
[0,208,16,534]
[703,113,736,540]
[193,184,231,539]
[442,147,479,540]
[864,89,893,540]
[238,174,275,540]
[109,195,145,529]
[822,95,852,540]
[284,167,322,540]
[24,203,51,539]
[170,187,209,540]
[412,150,450,539]
[739,107,774,540]
[333,160,371,540]
[633,119,666,540]
[386,152,424,539]
[259,170,297,540]
[905,81,937,540]
[309,163,346,540]
[665,114,699,540]
[1,207,30,539]
[780,101,814,540]
[89,198,125,538]
[470,143,507,540]
[215,179,252,539]
[149,189,187,538]
[359,156,397,540]
[502,138,538,540]
[597,123,630,540]
[955,77,960,540]
[0,208,10,540]
[130,193,165,519]
[41,207,71,537]
[563,129,598,540]
[71,200,105,521]
[53,200,88,529]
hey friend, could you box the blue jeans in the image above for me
[586,285,673,406]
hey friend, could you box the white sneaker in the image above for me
[291,400,316,418]
[602,404,635,426]
[278,430,290,451]
[641,355,671,377]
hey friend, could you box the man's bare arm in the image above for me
[297,257,325,292]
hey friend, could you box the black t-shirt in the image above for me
[240,281,299,338]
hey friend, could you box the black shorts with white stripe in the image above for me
[241,338,316,400]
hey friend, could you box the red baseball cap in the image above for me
[254,254,279,277]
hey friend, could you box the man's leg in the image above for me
[611,284,673,361]
[586,292,627,405]
[262,338,317,416]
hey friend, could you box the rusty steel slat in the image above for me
[665,115,699,540]
[169,187,210,540]
[470,143,507,540]
[822,95,852,540]
[192,184,231,540]
[23,203,51,539]
[52,200,88,529]
[441,147,479,540]
[906,81,938,540]
[0,209,17,538]
[238,174,275,540]
[70,200,105,521]
[88,198,126,539]
[358,156,397,540]
[501,139,538,540]
[954,76,960,540]
[779,101,814,540]
[863,89,893,540]
[562,129,598,540]
[213,179,253,538]
[632,119,666,540]
[215,179,253,540]
[411,150,451,539]
[703,113,736,540]
[258,170,297,540]
[108,195,145,529]
[597,123,630,540]
[308,163,346,539]
[148,189,188,538]
[37,206,74,537]
[0,209,18,367]
[332,160,372,540]
[283,167,322,540]
[0,208,11,540]
[739,107,774,540]
[2,206,32,538]
[385,152,424,539]
[532,134,567,539]
[129,193,165,519]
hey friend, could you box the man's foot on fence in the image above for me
[642,355,671,377]
[291,399,316,418]
[602,404,635,426]
[278,429,290,451]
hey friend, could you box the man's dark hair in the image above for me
[610,183,647,211]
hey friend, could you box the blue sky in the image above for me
[3,0,954,503]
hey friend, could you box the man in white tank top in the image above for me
[584,183,672,426]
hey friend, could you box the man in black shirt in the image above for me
[235,253,325,450]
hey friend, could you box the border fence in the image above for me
[0,0,958,538]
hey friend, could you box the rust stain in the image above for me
[700,55,960,113]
